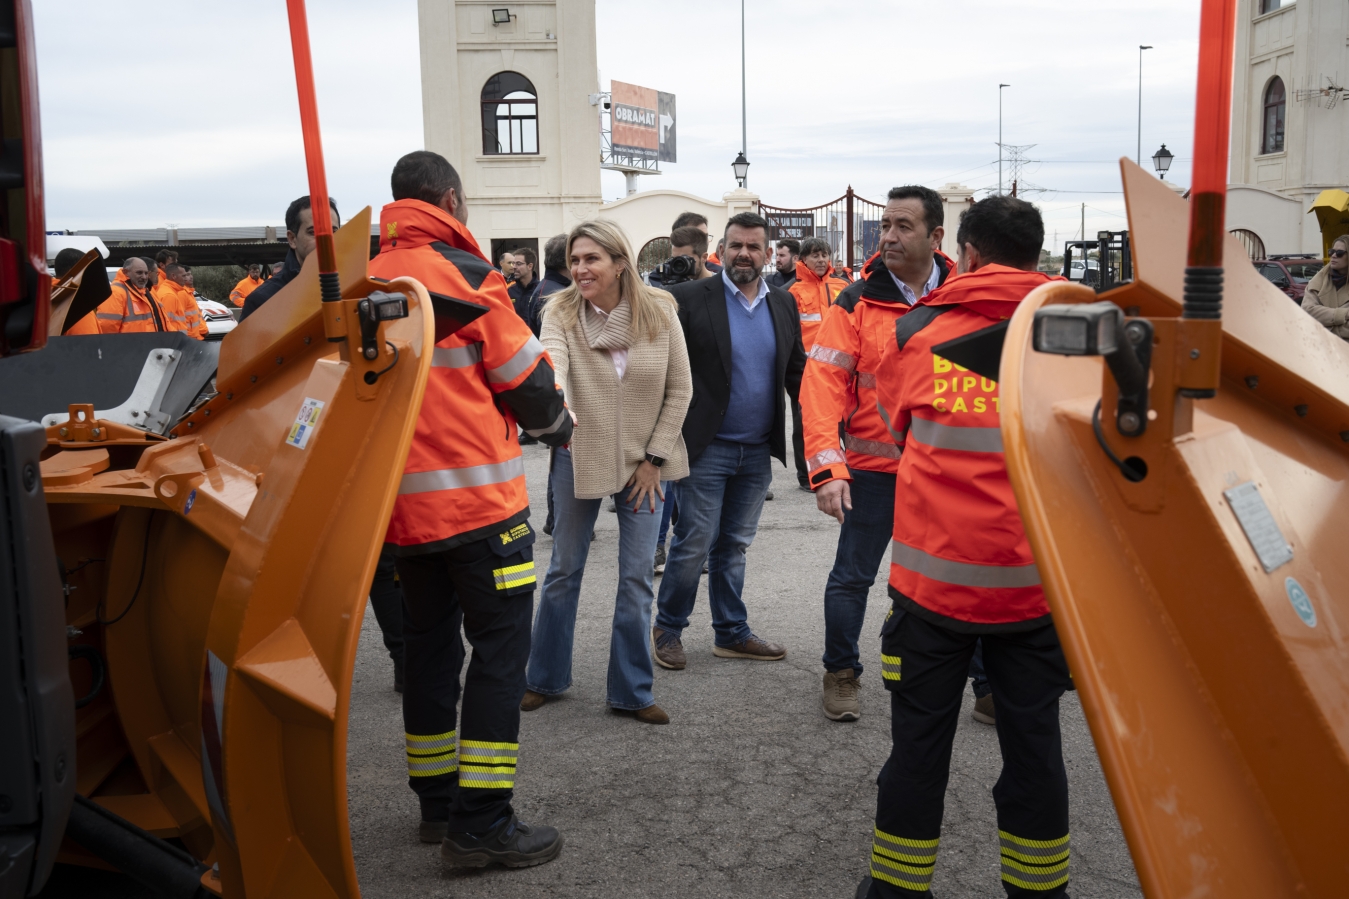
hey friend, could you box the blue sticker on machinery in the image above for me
[1284,577,1316,628]
[184,488,197,515]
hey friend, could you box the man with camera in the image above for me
[651,226,716,287]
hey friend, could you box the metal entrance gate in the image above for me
[760,187,886,273]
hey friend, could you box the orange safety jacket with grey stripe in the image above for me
[369,199,573,553]
[874,264,1062,630]
[154,279,208,339]
[228,274,262,307]
[85,271,167,334]
[787,258,848,352]
[800,251,953,486]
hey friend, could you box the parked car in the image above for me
[197,296,238,340]
[1254,255,1322,303]
[1064,259,1099,283]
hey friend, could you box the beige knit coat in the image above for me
[541,301,692,500]
[1302,265,1349,340]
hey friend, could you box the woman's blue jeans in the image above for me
[526,447,664,710]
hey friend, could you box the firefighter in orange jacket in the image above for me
[788,236,851,487]
[68,257,167,334]
[228,264,264,307]
[369,150,572,872]
[857,196,1072,899]
[153,263,207,339]
[800,187,952,721]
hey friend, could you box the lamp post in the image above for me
[1152,143,1174,180]
[1138,45,1153,165]
[999,83,1010,195]
[732,152,750,188]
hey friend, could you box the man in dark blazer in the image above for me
[652,211,807,670]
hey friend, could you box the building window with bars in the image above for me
[481,72,538,155]
[1261,77,1285,154]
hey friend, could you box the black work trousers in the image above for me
[790,398,809,486]
[868,609,1072,898]
[395,529,536,833]
[368,547,405,678]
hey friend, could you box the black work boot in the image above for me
[441,813,563,869]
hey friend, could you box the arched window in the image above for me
[481,72,538,155]
[637,237,671,276]
[1261,77,1285,154]
[1230,229,1266,262]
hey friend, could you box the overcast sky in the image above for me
[35,0,1203,249]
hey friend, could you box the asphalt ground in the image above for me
[346,437,1145,899]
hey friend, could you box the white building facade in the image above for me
[417,0,604,262]
[1226,0,1349,257]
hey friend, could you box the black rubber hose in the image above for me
[65,794,210,899]
[68,645,105,709]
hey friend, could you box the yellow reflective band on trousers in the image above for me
[870,827,938,891]
[881,653,901,681]
[493,562,536,591]
[999,830,1070,890]
[405,730,457,777]
[459,739,518,789]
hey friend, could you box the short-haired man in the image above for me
[229,263,264,308]
[52,248,84,280]
[856,195,1071,899]
[652,211,806,669]
[508,247,539,319]
[498,251,518,282]
[767,238,800,289]
[670,226,714,278]
[667,211,721,274]
[154,249,178,290]
[787,236,849,490]
[71,256,167,334]
[370,149,572,871]
[801,186,953,720]
[156,262,207,339]
[240,196,342,320]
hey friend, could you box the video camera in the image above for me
[650,253,700,287]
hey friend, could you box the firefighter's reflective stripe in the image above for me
[999,831,1070,890]
[909,416,1004,453]
[492,562,536,591]
[406,730,458,777]
[398,455,525,495]
[844,434,903,459]
[807,448,846,473]
[880,654,902,682]
[807,344,856,372]
[458,739,518,789]
[856,372,877,389]
[870,827,938,891]
[486,335,545,384]
[431,344,482,368]
[876,399,906,444]
[525,409,569,438]
[800,312,822,321]
[891,541,1041,589]
[98,311,152,322]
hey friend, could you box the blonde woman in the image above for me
[1302,235,1349,341]
[522,220,692,724]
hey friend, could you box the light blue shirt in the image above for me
[889,258,942,305]
[721,269,769,312]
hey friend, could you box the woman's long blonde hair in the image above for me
[543,219,676,342]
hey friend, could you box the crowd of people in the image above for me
[55,248,212,337]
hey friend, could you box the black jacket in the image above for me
[240,249,301,321]
[668,274,806,466]
[765,269,795,290]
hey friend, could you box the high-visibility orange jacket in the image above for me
[229,274,262,307]
[155,279,208,339]
[800,251,953,486]
[82,271,167,334]
[875,264,1063,629]
[370,199,573,553]
[787,258,848,352]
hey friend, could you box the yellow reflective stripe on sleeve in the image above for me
[492,562,536,591]
[405,730,457,777]
[870,828,937,891]
[999,830,1070,890]
[458,740,518,789]
[880,654,902,681]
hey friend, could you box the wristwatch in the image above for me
[644,453,666,468]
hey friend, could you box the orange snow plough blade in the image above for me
[48,208,436,897]
[1001,161,1349,897]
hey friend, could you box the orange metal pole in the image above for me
[284,0,339,291]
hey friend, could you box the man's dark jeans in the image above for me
[821,468,895,677]
[655,440,772,647]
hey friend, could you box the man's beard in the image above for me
[728,262,759,285]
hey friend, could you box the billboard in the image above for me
[611,80,676,164]
[764,212,815,241]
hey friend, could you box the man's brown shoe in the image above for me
[634,704,670,725]
[823,669,861,721]
[652,627,686,670]
[520,690,546,712]
[972,693,996,725]
[712,634,786,661]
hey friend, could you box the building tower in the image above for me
[1226,0,1349,257]
[417,0,603,263]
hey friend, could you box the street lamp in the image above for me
[1152,144,1173,179]
[732,152,750,188]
